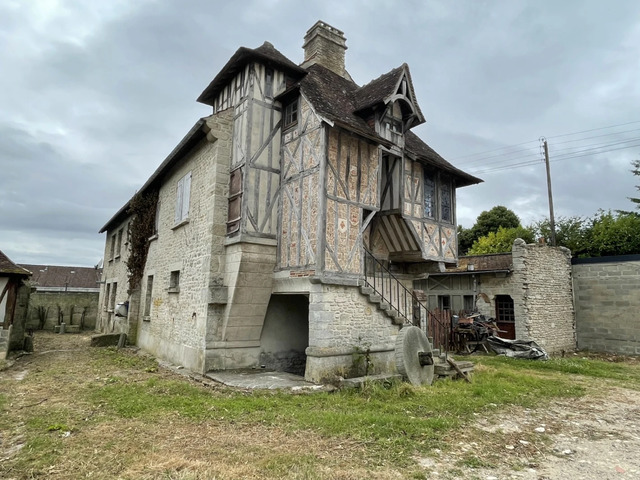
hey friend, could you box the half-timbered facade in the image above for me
[98,21,481,382]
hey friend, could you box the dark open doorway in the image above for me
[259,294,309,376]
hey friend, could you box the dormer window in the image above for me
[283,98,298,129]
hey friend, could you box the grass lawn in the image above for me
[1,333,638,479]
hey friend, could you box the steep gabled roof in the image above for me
[405,131,482,187]
[19,264,101,290]
[298,64,390,145]
[197,42,307,107]
[0,250,31,277]
[354,64,424,122]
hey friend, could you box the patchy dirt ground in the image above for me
[426,387,640,479]
[1,332,639,479]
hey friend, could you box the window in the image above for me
[110,282,118,310]
[495,295,515,323]
[152,200,161,237]
[440,177,452,223]
[463,295,474,312]
[144,275,154,317]
[169,270,180,293]
[438,295,451,311]
[115,228,123,258]
[227,167,243,234]
[423,171,436,218]
[265,68,273,98]
[174,172,191,225]
[104,283,111,310]
[109,234,116,261]
[283,99,298,128]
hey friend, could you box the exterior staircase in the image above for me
[360,248,475,381]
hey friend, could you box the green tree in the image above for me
[586,210,640,257]
[467,226,535,255]
[458,206,521,254]
[530,216,589,256]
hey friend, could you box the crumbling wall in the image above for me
[573,255,640,355]
[513,239,576,354]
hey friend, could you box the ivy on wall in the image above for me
[125,189,159,294]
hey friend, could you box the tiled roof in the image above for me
[197,42,307,106]
[404,131,482,187]
[0,250,31,276]
[441,253,513,274]
[19,264,102,289]
[353,63,424,125]
[298,64,389,144]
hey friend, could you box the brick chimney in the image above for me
[301,21,347,78]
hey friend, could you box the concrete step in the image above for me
[379,302,390,311]
[368,294,382,304]
[360,286,374,295]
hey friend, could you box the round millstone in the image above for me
[395,325,435,386]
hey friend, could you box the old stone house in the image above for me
[415,239,576,354]
[0,250,31,359]
[19,264,102,331]
[98,21,482,382]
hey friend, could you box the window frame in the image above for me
[439,175,453,224]
[143,275,154,318]
[283,98,298,130]
[169,270,180,293]
[174,172,192,226]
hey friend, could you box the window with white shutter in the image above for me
[174,172,191,225]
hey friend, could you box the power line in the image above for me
[469,141,640,175]
[450,120,640,166]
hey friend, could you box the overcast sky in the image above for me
[2,0,639,266]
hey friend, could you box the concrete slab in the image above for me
[205,369,326,391]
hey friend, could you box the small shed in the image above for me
[413,239,576,354]
[0,250,31,358]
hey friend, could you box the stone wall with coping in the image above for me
[26,291,99,331]
[573,255,640,355]
[305,282,400,382]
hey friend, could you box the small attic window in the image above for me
[283,98,298,129]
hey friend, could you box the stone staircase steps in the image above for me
[359,285,406,325]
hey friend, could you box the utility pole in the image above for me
[541,137,557,246]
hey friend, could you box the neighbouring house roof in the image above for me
[19,264,102,291]
[435,253,513,275]
[0,250,31,277]
[197,42,308,106]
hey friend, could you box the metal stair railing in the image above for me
[362,248,449,353]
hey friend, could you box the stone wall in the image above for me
[416,240,576,354]
[26,291,99,331]
[573,255,640,355]
[137,109,233,373]
[98,214,132,336]
[305,282,400,382]
[512,239,575,354]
